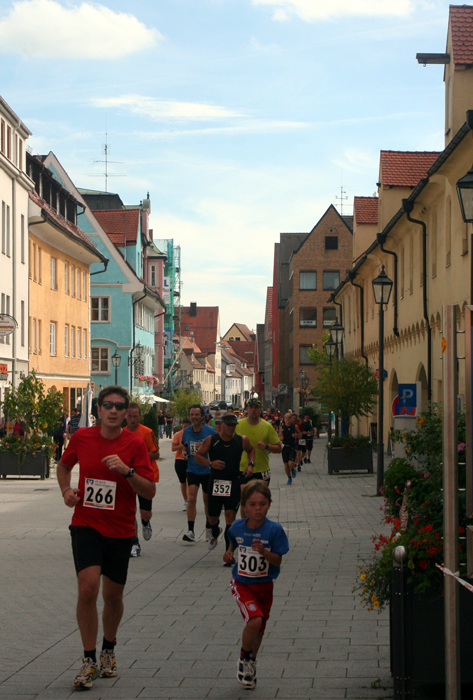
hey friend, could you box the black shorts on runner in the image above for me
[297,443,307,454]
[306,438,313,451]
[174,458,188,484]
[186,471,210,490]
[207,478,241,516]
[240,470,271,486]
[282,446,296,464]
[69,525,133,586]
[138,495,152,511]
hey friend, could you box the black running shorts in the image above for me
[174,459,188,484]
[186,471,210,490]
[138,495,153,512]
[239,470,271,487]
[69,525,133,586]
[207,479,241,517]
[306,438,313,450]
[282,446,296,464]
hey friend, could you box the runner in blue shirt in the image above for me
[181,404,215,543]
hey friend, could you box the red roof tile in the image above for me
[93,209,140,246]
[180,306,219,355]
[29,189,102,257]
[450,5,473,65]
[380,151,441,187]
[227,340,256,367]
[354,196,378,225]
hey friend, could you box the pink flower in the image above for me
[424,472,430,479]
[32,452,36,456]
[458,443,466,452]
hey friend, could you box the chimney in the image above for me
[149,228,153,240]
[190,302,197,317]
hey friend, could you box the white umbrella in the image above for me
[139,395,169,404]
[79,384,94,427]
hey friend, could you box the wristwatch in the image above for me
[248,461,255,467]
[265,443,269,450]
[124,467,135,478]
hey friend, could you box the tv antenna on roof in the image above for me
[335,183,348,215]
[87,130,126,192]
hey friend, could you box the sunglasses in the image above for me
[102,401,127,411]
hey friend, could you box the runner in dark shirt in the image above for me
[279,413,298,485]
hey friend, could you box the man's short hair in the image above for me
[188,404,204,417]
[97,385,130,409]
[128,402,141,413]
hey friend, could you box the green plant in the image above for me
[329,434,372,455]
[172,388,202,419]
[142,408,159,440]
[382,457,417,517]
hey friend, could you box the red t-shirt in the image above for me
[61,426,154,538]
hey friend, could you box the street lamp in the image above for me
[325,337,336,359]
[111,350,121,385]
[456,164,473,223]
[330,319,344,356]
[372,265,393,495]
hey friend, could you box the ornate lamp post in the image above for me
[330,319,344,358]
[111,350,121,386]
[372,265,393,495]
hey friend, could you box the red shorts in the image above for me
[231,578,273,634]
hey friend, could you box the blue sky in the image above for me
[0,0,453,333]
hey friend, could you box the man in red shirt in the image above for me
[57,386,156,691]
[124,402,160,556]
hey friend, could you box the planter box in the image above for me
[0,447,49,479]
[327,444,373,474]
[390,563,473,696]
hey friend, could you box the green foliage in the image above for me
[172,388,202,419]
[142,408,159,440]
[0,370,64,436]
[382,458,417,517]
[302,405,322,429]
[329,434,372,454]
[311,357,378,434]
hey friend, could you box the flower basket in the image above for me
[0,446,48,479]
[327,439,373,474]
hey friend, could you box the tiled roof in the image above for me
[29,189,103,258]
[450,5,473,65]
[354,196,378,225]
[380,151,441,187]
[227,340,256,367]
[93,209,140,246]
[180,306,219,354]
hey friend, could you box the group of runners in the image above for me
[57,389,316,692]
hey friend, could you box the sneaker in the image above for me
[286,477,292,485]
[130,543,141,557]
[182,530,195,542]
[307,458,311,463]
[73,657,99,689]
[99,649,117,678]
[208,527,222,551]
[291,468,296,479]
[298,465,302,472]
[182,500,188,512]
[237,657,257,689]
[142,520,152,541]
[205,527,212,543]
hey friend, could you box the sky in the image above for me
[0,0,455,334]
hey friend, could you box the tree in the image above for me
[311,357,378,435]
[172,388,202,419]
[142,408,159,439]
[0,370,64,435]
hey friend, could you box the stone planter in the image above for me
[327,444,373,474]
[0,447,49,479]
[390,563,473,695]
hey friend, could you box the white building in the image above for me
[0,97,33,397]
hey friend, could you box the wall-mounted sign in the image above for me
[0,364,8,380]
[163,277,171,305]
[0,314,17,336]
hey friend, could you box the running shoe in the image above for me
[73,657,99,690]
[182,530,195,542]
[208,527,222,551]
[237,657,257,689]
[205,526,212,543]
[291,468,296,479]
[130,543,141,557]
[298,464,302,472]
[99,649,117,678]
[142,520,152,541]
[307,458,311,463]
[182,500,188,511]
[286,477,292,485]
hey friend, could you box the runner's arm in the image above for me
[101,455,156,499]
[57,460,81,507]
[194,435,212,467]
[223,543,235,563]
[251,539,282,566]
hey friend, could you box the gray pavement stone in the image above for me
[0,435,394,698]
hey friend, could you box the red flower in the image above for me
[424,525,433,533]
[394,518,401,531]
[419,560,428,570]
[459,526,465,534]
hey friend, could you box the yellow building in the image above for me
[332,5,473,443]
[27,153,107,410]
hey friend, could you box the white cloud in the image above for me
[252,0,413,21]
[332,148,379,174]
[0,0,160,59]
[91,95,244,122]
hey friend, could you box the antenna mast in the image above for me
[335,184,348,215]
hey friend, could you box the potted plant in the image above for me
[308,347,378,474]
[0,370,64,478]
[354,405,473,687]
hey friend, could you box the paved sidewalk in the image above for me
[0,435,393,700]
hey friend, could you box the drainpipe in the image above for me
[347,270,368,365]
[376,233,400,338]
[130,288,147,391]
[90,260,109,276]
[402,198,432,402]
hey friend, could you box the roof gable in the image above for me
[93,209,140,246]
[354,196,378,225]
[450,5,473,65]
[180,306,219,354]
[379,151,441,187]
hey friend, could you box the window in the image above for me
[77,269,81,300]
[77,327,81,358]
[1,201,5,254]
[325,236,338,250]
[29,240,33,278]
[70,265,75,297]
[65,325,69,357]
[0,120,4,154]
[7,126,11,160]
[323,271,340,290]
[151,265,156,287]
[299,346,312,364]
[431,212,437,278]
[83,271,87,301]
[37,320,42,354]
[6,204,10,257]
[65,262,69,294]
[50,322,56,356]
[92,346,109,374]
[71,326,75,358]
[446,197,452,267]
[300,271,317,290]
[323,308,337,327]
[83,329,87,359]
[0,294,4,344]
[50,258,56,290]
[91,296,110,322]
[21,215,25,263]
[299,308,317,328]
[21,301,25,347]
[5,295,10,345]
[36,246,41,282]
[32,318,36,354]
